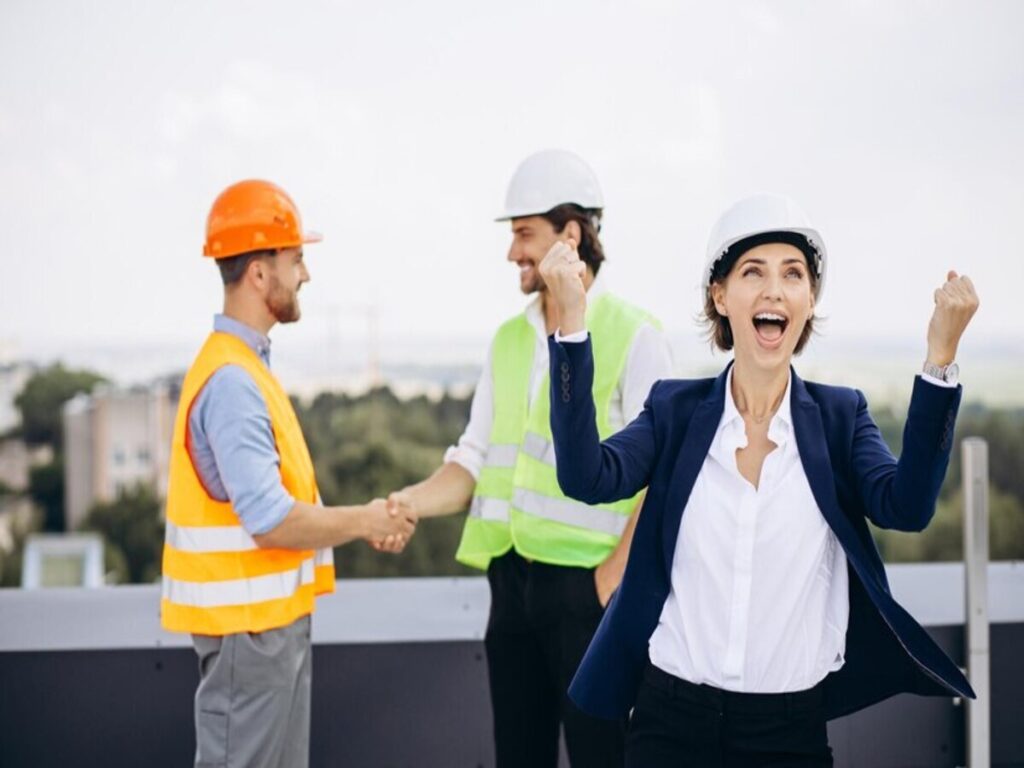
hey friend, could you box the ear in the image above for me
[808,290,816,318]
[710,282,728,316]
[246,256,269,289]
[562,219,582,244]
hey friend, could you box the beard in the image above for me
[520,268,544,295]
[267,275,301,323]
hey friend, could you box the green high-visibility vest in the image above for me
[455,293,659,571]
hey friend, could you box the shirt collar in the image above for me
[525,270,608,339]
[213,314,272,366]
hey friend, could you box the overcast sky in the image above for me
[1,1,1020,367]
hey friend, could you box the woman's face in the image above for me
[711,242,815,370]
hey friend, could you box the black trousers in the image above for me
[484,550,626,768]
[626,664,833,768]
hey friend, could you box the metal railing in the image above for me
[963,437,990,768]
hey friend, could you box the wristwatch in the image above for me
[923,361,959,385]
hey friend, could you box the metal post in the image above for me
[962,437,990,767]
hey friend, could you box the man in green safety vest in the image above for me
[388,149,673,767]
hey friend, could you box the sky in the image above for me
[0,1,1021,376]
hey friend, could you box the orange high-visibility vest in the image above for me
[160,331,334,636]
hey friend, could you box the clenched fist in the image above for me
[538,238,587,335]
[927,271,979,366]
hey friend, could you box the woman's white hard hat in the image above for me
[496,149,604,221]
[704,194,828,300]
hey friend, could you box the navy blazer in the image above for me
[548,337,975,721]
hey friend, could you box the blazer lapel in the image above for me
[661,365,729,573]
[791,371,870,569]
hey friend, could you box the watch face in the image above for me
[945,363,960,385]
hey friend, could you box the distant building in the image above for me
[0,438,52,492]
[63,382,179,531]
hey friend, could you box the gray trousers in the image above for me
[192,614,312,768]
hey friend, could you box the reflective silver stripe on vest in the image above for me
[484,443,519,469]
[521,432,557,467]
[314,546,334,568]
[511,488,628,537]
[165,521,258,553]
[468,496,510,523]
[162,558,315,608]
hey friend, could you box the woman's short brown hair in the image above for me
[701,233,820,354]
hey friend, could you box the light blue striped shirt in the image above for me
[187,315,294,535]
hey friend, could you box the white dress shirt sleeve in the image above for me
[443,340,495,481]
[621,324,675,421]
[919,372,957,389]
[554,328,589,343]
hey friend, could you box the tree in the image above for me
[15,364,106,449]
[874,486,1024,563]
[28,458,64,532]
[293,386,476,578]
[80,484,164,584]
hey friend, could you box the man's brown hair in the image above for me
[541,204,605,276]
[216,249,276,287]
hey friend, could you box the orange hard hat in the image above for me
[203,179,322,259]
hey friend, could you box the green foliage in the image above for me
[0,503,42,587]
[875,486,1024,562]
[14,364,106,449]
[870,405,1024,562]
[0,544,23,587]
[11,356,1020,586]
[295,387,476,578]
[80,483,164,584]
[28,458,64,532]
[944,406,1024,503]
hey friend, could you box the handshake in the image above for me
[365,490,418,554]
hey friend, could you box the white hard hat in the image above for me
[704,194,827,300]
[496,149,604,221]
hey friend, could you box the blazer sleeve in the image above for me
[851,376,962,532]
[548,335,659,505]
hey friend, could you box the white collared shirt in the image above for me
[444,274,674,479]
[648,367,850,693]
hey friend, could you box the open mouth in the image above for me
[752,312,789,346]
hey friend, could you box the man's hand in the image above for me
[364,497,416,554]
[538,238,587,335]
[593,559,621,609]
[369,491,418,553]
[926,271,980,366]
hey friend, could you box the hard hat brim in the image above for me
[494,205,603,223]
[202,230,324,259]
[705,226,827,300]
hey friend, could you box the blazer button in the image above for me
[562,393,571,403]
[560,362,570,374]
[561,371,570,383]
[940,429,952,451]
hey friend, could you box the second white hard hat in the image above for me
[704,194,827,300]
[496,149,604,221]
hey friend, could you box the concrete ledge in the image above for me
[0,563,1021,652]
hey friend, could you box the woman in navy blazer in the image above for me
[538,195,979,766]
